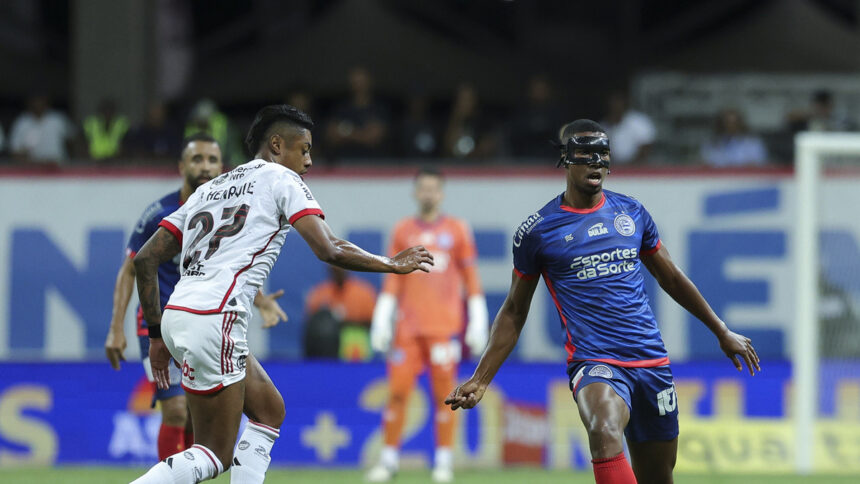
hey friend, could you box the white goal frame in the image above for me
[794,132,860,474]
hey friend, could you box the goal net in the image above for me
[794,132,860,474]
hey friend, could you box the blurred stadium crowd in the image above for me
[1,71,855,168]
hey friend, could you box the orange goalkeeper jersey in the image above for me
[382,215,483,339]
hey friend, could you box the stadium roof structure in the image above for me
[654,0,860,72]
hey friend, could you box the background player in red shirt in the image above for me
[104,134,287,460]
[367,167,488,483]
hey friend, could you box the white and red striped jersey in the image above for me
[159,160,323,314]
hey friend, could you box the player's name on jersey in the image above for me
[205,180,256,202]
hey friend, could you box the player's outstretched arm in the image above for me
[292,214,433,274]
[642,245,761,375]
[134,227,182,390]
[105,255,135,370]
[254,289,288,328]
[445,271,539,410]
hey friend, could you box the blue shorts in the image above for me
[138,335,185,407]
[568,361,679,443]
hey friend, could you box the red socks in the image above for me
[157,424,187,460]
[592,452,637,484]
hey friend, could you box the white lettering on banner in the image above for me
[108,411,160,459]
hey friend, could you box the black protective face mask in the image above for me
[556,136,611,169]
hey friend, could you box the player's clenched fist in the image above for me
[444,379,487,410]
[391,246,434,273]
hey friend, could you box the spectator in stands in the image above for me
[399,88,440,158]
[508,75,564,158]
[787,89,855,133]
[700,109,768,167]
[305,266,377,361]
[325,67,390,160]
[125,101,181,162]
[442,83,498,159]
[9,94,76,164]
[83,98,129,161]
[184,98,230,155]
[601,90,656,165]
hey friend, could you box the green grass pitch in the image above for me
[1,467,857,484]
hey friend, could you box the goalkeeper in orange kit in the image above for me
[367,167,488,483]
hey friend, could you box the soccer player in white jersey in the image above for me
[131,104,433,484]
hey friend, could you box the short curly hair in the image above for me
[244,104,314,156]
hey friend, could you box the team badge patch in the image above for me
[588,365,614,379]
[614,214,636,236]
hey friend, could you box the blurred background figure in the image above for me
[9,94,76,165]
[787,89,855,134]
[304,266,377,362]
[507,75,564,159]
[125,101,181,162]
[398,87,440,158]
[184,99,231,160]
[601,90,656,165]
[701,109,768,167]
[83,99,129,161]
[326,66,389,160]
[442,83,498,159]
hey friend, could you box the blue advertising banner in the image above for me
[1,361,858,473]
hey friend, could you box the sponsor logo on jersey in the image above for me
[588,365,613,379]
[513,212,543,247]
[570,247,639,280]
[184,451,195,460]
[564,234,574,242]
[212,174,228,186]
[297,181,314,201]
[238,440,250,451]
[614,214,636,236]
[135,201,163,233]
[437,232,454,249]
[587,222,609,237]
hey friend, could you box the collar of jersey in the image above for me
[559,192,605,214]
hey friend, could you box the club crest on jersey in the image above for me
[513,212,543,247]
[588,365,613,379]
[587,222,609,237]
[437,232,454,249]
[614,214,636,236]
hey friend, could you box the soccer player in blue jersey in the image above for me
[445,119,760,484]
[104,133,288,460]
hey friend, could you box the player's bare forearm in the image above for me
[134,228,181,327]
[447,271,538,410]
[109,256,136,329]
[293,214,433,273]
[471,272,538,385]
[643,246,727,336]
[472,308,526,386]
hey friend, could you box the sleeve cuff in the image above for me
[641,239,662,257]
[288,208,325,225]
[158,220,183,244]
[513,268,538,280]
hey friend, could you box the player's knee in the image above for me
[160,398,188,427]
[586,421,624,456]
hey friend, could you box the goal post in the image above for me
[793,132,860,474]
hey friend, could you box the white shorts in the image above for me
[161,308,249,394]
